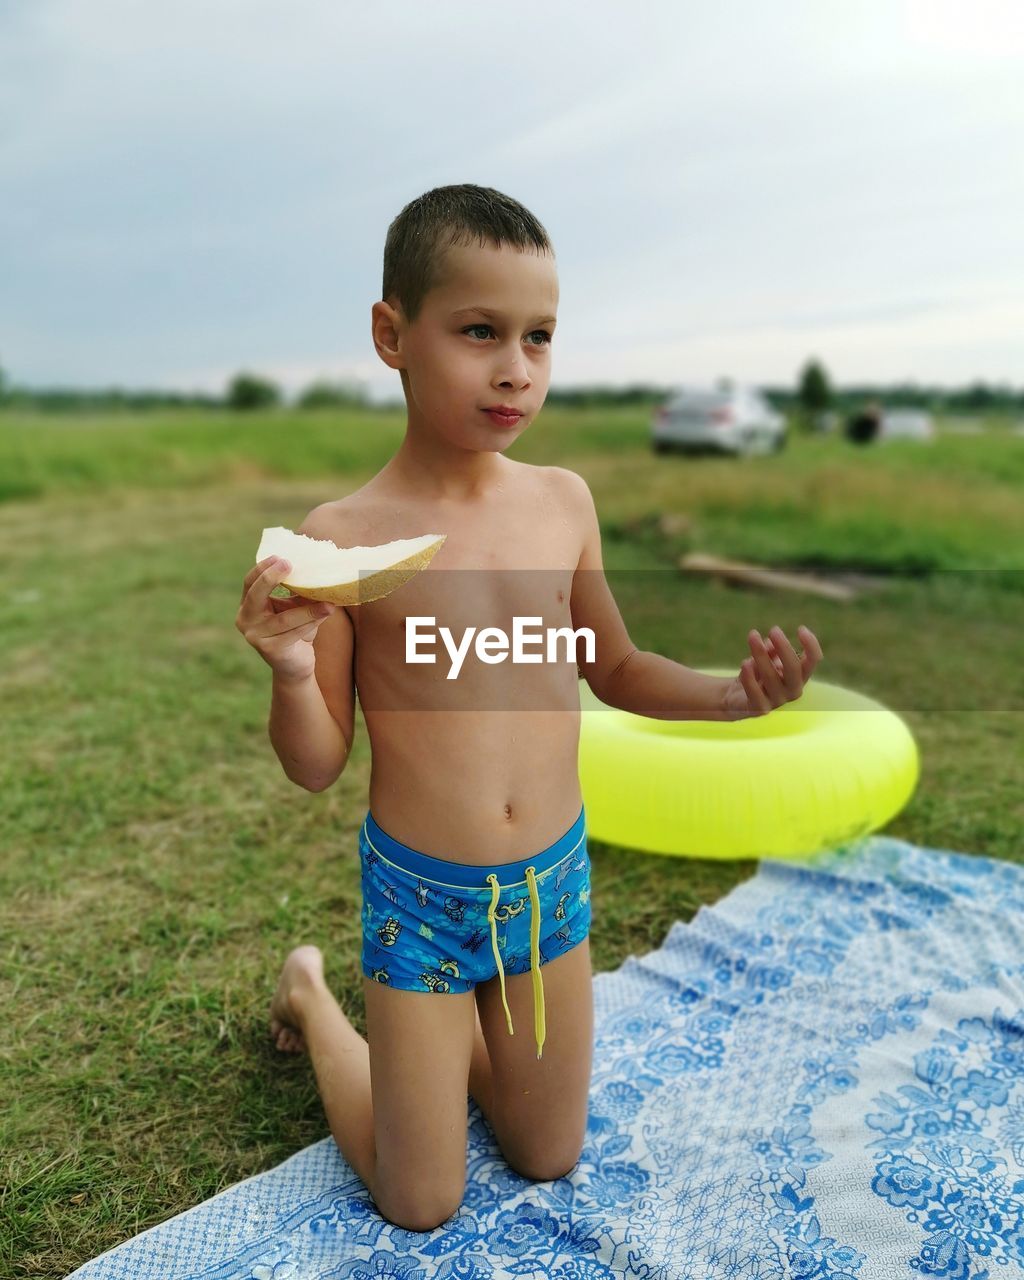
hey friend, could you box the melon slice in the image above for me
[256,526,446,605]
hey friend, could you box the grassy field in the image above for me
[2,405,1022,1277]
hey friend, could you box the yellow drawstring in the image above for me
[486,867,547,1060]
[526,867,546,1059]
[486,874,514,1038]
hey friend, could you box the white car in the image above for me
[879,409,935,441]
[652,383,787,456]
[845,407,936,444]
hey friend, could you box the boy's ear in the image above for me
[371,301,403,370]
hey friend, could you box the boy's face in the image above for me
[374,240,558,453]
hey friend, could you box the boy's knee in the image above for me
[372,1180,464,1233]
[509,1157,581,1182]
[506,1145,582,1184]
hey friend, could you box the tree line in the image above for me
[784,359,1024,416]
[0,358,1020,416]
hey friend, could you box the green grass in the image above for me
[2,405,1022,1276]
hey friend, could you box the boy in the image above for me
[235,184,822,1233]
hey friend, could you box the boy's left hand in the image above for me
[720,624,823,721]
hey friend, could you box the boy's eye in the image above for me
[463,323,552,346]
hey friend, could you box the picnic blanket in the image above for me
[67,833,1024,1279]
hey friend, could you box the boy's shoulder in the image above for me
[542,464,591,501]
[296,480,394,544]
[537,465,596,525]
[516,462,593,507]
[497,459,591,503]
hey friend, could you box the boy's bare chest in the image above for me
[330,471,581,637]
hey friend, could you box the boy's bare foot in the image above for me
[269,944,327,1054]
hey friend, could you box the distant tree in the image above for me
[227,372,281,410]
[798,359,831,413]
[0,357,7,403]
[963,381,995,412]
[793,360,834,435]
[297,378,368,410]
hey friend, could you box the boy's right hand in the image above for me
[235,556,339,682]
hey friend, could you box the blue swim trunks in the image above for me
[358,804,591,1060]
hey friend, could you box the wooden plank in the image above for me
[678,551,859,601]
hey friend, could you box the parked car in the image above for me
[879,409,935,441]
[652,383,787,456]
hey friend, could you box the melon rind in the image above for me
[256,527,446,605]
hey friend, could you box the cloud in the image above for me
[1,0,1022,388]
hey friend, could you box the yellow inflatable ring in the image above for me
[578,669,919,859]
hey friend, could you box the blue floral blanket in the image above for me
[67,835,1024,1279]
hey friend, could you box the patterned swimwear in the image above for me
[358,804,591,1059]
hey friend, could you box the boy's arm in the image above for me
[269,667,352,791]
[267,504,356,790]
[558,469,731,721]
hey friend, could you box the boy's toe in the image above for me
[269,1012,307,1053]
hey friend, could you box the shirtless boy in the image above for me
[234,183,823,1233]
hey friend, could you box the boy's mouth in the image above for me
[482,409,523,428]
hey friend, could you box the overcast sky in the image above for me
[2,0,1022,401]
